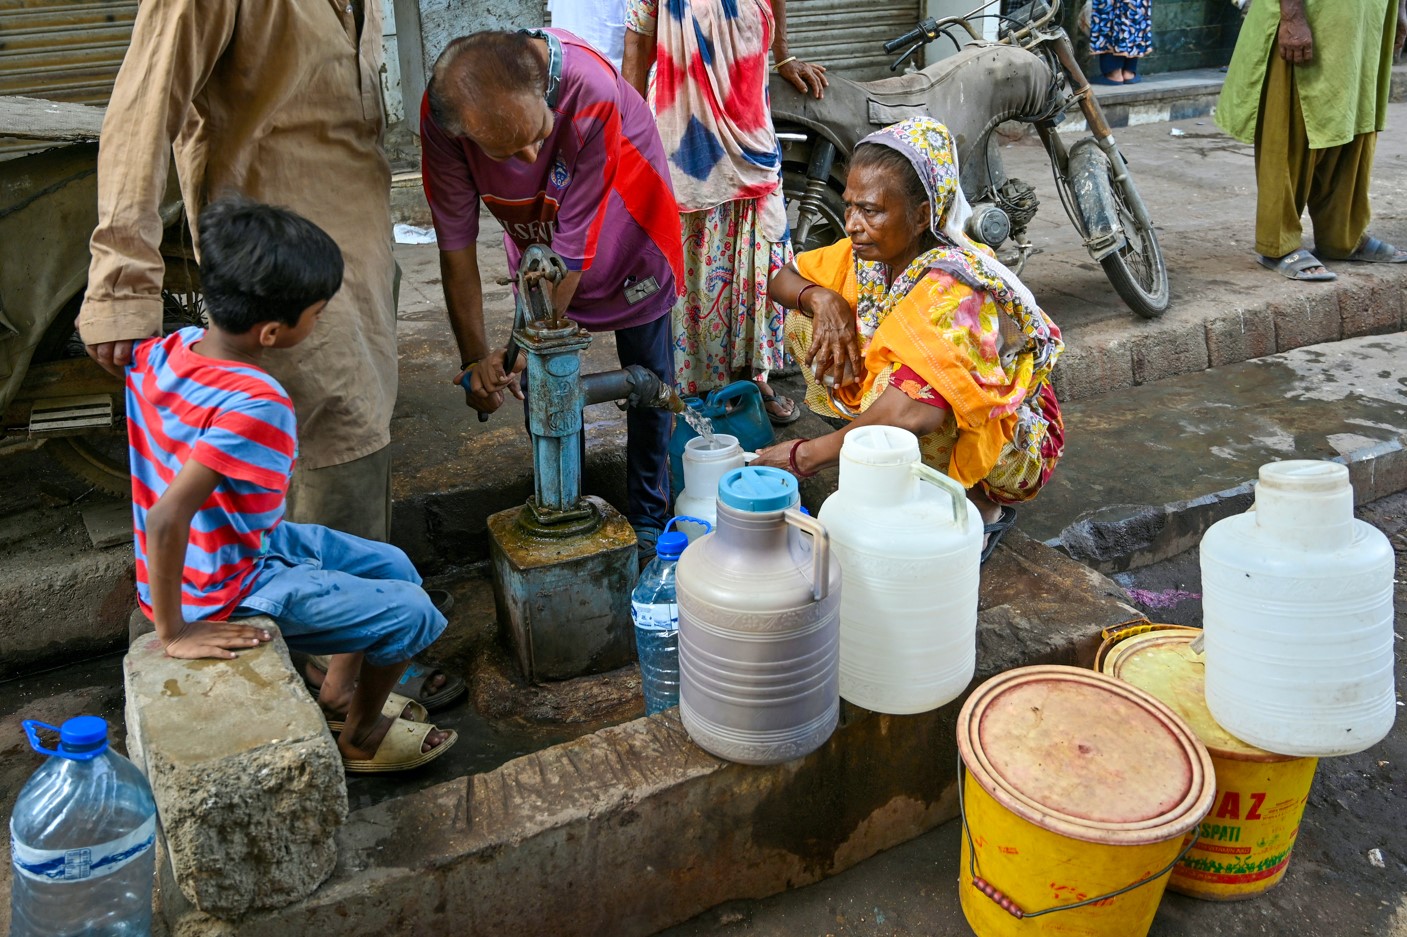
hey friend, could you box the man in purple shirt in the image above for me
[421,28,683,558]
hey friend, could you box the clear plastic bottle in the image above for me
[632,517,708,714]
[9,716,158,937]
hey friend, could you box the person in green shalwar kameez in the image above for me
[1217,0,1407,281]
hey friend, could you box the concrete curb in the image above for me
[1051,277,1406,404]
[153,532,1145,936]
[1051,437,1407,574]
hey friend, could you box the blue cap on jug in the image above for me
[24,715,110,760]
[718,466,798,513]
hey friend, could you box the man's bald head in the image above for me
[428,31,547,140]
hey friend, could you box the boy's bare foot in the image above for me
[305,658,450,710]
[338,713,452,760]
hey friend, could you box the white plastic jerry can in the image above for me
[1200,460,1396,757]
[818,425,984,714]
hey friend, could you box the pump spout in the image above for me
[581,364,677,410]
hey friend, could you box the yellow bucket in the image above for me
[957,665,1215,937]
[1101,630,1318,900]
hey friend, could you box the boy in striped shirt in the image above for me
[128,197,455,773]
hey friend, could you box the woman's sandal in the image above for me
[1257,249,1337,282]
[980,505,1018,565]
[325,695,428,733]
[340,718,458,774]
[760,384,801,426]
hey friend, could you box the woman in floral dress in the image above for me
[1091,0,1154,84]
[622,0,826,422]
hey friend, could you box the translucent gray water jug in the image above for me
[676,466,841,765]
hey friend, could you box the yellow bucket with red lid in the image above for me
[956,665,1216,936]
[1100,627,1318,900]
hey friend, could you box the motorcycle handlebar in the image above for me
[882,18,938,53]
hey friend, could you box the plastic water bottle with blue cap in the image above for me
[632,516,710,714]
[9,716,158,936]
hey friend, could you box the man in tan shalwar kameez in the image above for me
[79,0,457,715]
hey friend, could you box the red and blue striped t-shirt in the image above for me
[126,328,297,621]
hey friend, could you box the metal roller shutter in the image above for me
[0,0,138,103]
[783,0,922,81]
[0,0,139,159]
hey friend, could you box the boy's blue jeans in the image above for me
[234,522,446,668]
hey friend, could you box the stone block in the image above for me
[161,536,1142,937]
[1050,338,1134,403]
[125,623,347,918]
[1339,280,1405,338]
[1204,306,1277,368]
[1272,292,1342,352]
[1131,323,1209,385]
[1368,443,1407,503]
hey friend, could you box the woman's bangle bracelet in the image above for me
[796,282,818,312]
[460,360,478,373]
[788,438,817,479]
[772,55,798,71]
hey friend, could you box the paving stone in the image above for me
[1131,323,1209,385]
[1272,292,1343,352]
[1051,338,1134,402]
[124,624,346,918]
[80,501,132,549]
[1339,280,1405,338]
[1204,305,1277,368]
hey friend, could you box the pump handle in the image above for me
[783,508,830,602]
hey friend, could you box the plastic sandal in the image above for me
[1257,249,1336,282]
[325,694,428,733]
[340,718,458,774]
[1327,235,1407,264]
[980,505,1018,565]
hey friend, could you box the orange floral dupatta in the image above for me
[795,240,1037,485]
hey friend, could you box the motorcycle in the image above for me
[769,0,1170,319]
[0,98,196,496]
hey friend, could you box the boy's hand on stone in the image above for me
[163,620,273,660]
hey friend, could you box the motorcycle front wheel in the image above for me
[1066,139,1170,319]
[781,165,846,255]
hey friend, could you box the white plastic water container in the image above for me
[818,426,984,714]
[1201,460,1396,757]
[673,433,745,541]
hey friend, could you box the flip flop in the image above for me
[340,718,457,774]
[1091,75,1125,86]
[760,385,801,426]
[1323,235,1407,264]
[325,694,428,733]
[1257,249,1337,282]
[980,505,1018,565]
